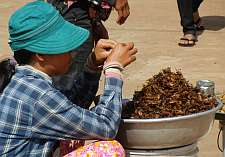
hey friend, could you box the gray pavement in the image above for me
[1,0,225,156]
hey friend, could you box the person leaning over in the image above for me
[47,0,131,152]
[47,0,130,97]
[0,1,137,157]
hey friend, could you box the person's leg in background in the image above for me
[193,0,205,31]
[177,0,197,46]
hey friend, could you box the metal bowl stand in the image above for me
[125,143,199,157]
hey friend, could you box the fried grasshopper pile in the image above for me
[122,68,217,119]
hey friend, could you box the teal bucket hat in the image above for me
[8,1,89,54]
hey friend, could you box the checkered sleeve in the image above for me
[31,77,123,140]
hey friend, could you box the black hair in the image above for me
[14,49,34,65]
[0,59,16,93]
[0,49,34,93]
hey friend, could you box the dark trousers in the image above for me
[177,0,203,35]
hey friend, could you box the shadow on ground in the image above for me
[202,16,225,31]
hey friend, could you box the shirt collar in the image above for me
[16,65,52,84]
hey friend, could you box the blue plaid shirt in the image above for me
[0,65,123,157]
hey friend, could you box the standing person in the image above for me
[0,1,137,156]
[47,0,130,95]
[46,1,130,153]
[177,0,204,47]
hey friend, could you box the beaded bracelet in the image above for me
[103,61,124,72]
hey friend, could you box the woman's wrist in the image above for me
[103,61,124,79]
[103,61,124,72]
[104,67,122,79]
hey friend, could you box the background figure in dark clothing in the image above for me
[177,0,204,47]
[48,0,94,94]
[47,0,130,152]
[48,0,130,96]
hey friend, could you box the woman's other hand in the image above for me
[105,42,137,68]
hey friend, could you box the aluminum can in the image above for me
[196,80,215,96]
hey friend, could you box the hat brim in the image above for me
[25,21,89,54]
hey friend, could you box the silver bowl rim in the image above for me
[122,98,223,123]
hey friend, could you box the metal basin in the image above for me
[116,99,223,149]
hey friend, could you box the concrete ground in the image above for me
[1,0,225,156]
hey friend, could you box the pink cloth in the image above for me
[60,140,125,157]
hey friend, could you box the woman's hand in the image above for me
[92,39,117,66]
[105,42,137,68]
